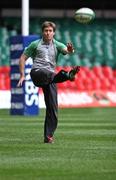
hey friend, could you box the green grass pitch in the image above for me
[0,107,116,180]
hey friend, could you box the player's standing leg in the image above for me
[42,83,58,143]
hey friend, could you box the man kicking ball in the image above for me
[17,21,80,143]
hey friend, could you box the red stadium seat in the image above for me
[86,70,96,80]
[93,66,104,79]
[102,66,113,80]
[57,81,69,89]
[75,79,85,91]
[0,74,6,90]
[77,67,87,80]
[113,69,116,77]
[92,77,101,90]
[110,78,116,91]
[5,77,10,90]
[100,77,110,90]
[83,78,93,91]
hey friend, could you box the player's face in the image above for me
[42,26,55,42]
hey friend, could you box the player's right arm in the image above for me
[17,40,38,87]
[17,54,28,87]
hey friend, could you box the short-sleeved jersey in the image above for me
[24,38,67,72]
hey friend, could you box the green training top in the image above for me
[24,38,67,72]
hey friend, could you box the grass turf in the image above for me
[0,107,116,180]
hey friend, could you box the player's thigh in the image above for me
[30,69,55,86]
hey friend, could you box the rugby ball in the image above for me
[74,8,95,24]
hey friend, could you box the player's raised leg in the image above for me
[53,66,80,83]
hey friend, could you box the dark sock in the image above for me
[53,70,69,83]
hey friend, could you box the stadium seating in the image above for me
[0,18,116,91]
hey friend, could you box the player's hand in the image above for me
[17,76,25,87]
[67,43,74,53]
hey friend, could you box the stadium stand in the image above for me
[0,17,116,91]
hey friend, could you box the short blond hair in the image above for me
[41,21,56,32]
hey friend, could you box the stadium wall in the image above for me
[0,11,116,109]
